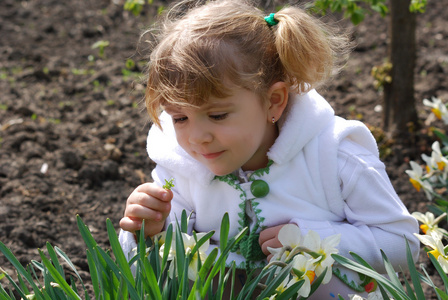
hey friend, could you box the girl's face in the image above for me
[164,86,279,176]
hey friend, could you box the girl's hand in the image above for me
[259,224,290,261]
[119,182,173,238]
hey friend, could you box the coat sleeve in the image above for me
[291,139,419,273]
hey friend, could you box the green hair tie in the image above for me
[264,13,278,27]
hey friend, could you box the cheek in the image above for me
[174,130,189,149]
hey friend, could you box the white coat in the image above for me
[119,90,419,291]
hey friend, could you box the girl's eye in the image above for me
[173,116,188,124]
[209,113,228,121]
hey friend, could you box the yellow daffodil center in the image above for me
[409,178,422,192]
[420,224,429,234]
[305,270,316,284]
[438,161,446,171]
[429,248,442,259]
[432,108,442,120]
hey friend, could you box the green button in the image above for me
[250,180,269,198]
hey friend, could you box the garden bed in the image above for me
[0,0,447,298]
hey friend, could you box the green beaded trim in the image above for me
[248,160,273,180]
[214,160,274,270]
[332,268,365,293]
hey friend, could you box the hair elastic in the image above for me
[264,13,278,27]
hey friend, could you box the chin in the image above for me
[209,167,236,177]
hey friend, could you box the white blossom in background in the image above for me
[415,232,448,273]
[423,96,448,124]
[421,141,448,180]
[405,161,434,200]
[412,211,448,239]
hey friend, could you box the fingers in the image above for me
[125,183,172,219]
[260,236,283,257]
[135,183,173,203]
[259,224,287,256]
[121,183,173,235]
[259,225,282,244]
[119,216,142,232]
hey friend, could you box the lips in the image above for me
[201,151,224,159]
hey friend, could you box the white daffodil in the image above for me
[423,97,448,124]
[414,232,448,273]
[268,224,303,262]
[163,231,210,280]
[405,161,434,200]
[349,295,365,300]
[437,255,448,274]
[289,254,318,298]
[412,211,448,239]
[422,141,448,180]
[416,231,448,273]
[182,232,210,280]
[349,289,393,300]
[302,230,340,284]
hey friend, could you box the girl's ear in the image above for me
[267,81,289,123]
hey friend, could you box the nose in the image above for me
[188,121,213,145]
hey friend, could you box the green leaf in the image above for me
[189,231,214,264]
[350,9,365,25]
[402,273,417,300]
[258,265,295,299]
[198,248,218,282]
[76,215,98,250]
[38,249,82,299]
[381,249,405,291]
[180,210,188,233]
[405,239,425,299]
[140,259,161,299]
[0,241,42,298]
[308,267,328,296]
[428,253,448,293]
[276,280,304,300]
[175,221,186,282]
[86,250,100,299]
[200,227,249,299]
[435,288,448,300]
[220,213,230,251]
[332,253,409,299]
[433,128,448,147]
[55,246,89,298]
[106,218,136,287]
[0,271,29,300]
[46,242,65,278]
[161,224,173,273]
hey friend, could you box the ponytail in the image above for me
[272,7,350,93]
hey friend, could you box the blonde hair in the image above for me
[143,0,349,127]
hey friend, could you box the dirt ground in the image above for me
[0,0,447,298]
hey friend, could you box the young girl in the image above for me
[119,0,419,298]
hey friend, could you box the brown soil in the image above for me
[0,0,447,298]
